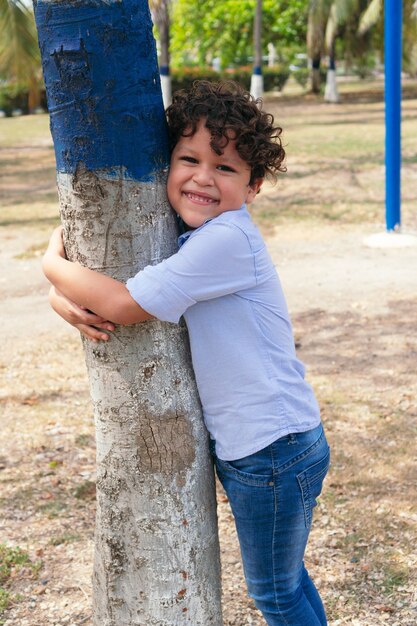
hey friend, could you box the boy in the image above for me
[44,81,330,625]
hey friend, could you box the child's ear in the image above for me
[246,178,264,204]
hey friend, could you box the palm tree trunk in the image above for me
[27,72,41,112]
[33,0,223,624]
[324,42,339,103]
[250,0,263,98]
[307,3,325,94]
[151,0,171,107]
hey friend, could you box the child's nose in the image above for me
[192,165,214,186]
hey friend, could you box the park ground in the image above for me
[0,78,417,625]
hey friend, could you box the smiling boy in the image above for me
[44,81,330,625]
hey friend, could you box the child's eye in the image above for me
[180,156,198,164]
[217,165,236,173]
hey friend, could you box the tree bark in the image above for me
[250,0,263,99]
[324,48,339,103]
[150,0,171,107]
[28,73,41,112]
[33,1,223,624]
[307,5,325,94]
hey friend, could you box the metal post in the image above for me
[384,0,402,231]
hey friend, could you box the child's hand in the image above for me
[49,286,116,342]
[46,225,66,259]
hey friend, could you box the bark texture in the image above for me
[34,1,223,624]
[250,0,263,99]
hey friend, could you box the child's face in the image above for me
[167,120,262,229]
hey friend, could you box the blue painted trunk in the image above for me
[34,0,169,180]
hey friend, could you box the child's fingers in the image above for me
[76,307,114,328]
[73,308,114,328]
[95,321,116,331]
[76,323,111,342]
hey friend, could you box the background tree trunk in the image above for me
[33,0,223,624]
[307,3,326,94]
[324,44,339,103]
[250,0,263,99]
[150,0,171,107]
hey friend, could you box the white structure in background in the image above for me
[267,42,276,67]
[251,0,263,100]
[212,57,221,72]
[160,71,171,109]
[250,71,264,100]
[324,63,339,103]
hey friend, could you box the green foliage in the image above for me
[0,587,11,613]
[171,67,222,92]
[171,66,290,93]
[322,0,417,77]
[353,51,376,78]
[0,0,40,83]
[262,66,290,91]
[292,67,310,88]
[170,0,309,69]
[403,0,417,76]
[0,544,41,621]
[0,82,45,115]
[0,544,31,585]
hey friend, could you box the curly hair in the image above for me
[165,81,286,184]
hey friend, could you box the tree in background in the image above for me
[0,0,41,111]
[307,0,417,96]
[150,0,172,106]
[359,0,417,77]
[250,0,263,98]
[171,0,308,70]
[33,0,223,623]
[307,0,328,93]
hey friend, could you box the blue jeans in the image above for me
[212,424,330,626]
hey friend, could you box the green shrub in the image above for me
[0,83,46,116]
[0,83,28,116]
[170,65,290,95]
[354,54,377,79]
[292,67,310,88]
[263,66,290,92]
[171,67,221,93]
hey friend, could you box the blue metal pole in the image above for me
[385,0,402,231]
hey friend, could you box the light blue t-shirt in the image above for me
[126,205,321,460]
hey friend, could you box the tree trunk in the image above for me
[324,47,339,103]
[28,73,41,112]
[152,0,171,107]
[250,0,263,99]
[311,57,322,94]
[307,6,324,94]
[33,1,223,624]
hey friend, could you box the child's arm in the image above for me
[49,286,117,341]
[43,227,153,325]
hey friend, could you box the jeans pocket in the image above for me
[215,456,274,487]
[297,448,330,528]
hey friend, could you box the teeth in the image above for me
[185,192,216,204]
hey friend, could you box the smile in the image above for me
[183,192,219,205]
